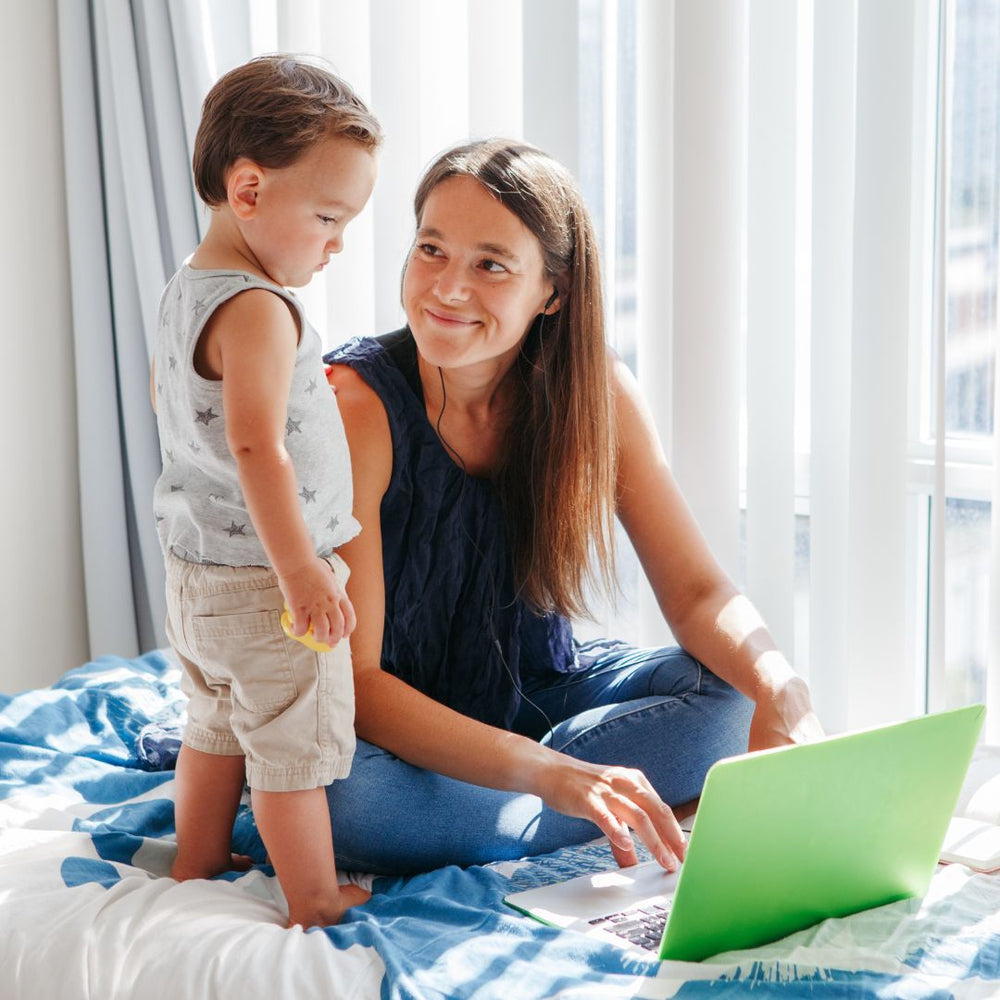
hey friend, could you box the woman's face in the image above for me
[403,175,557,375]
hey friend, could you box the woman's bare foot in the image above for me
[285,882,371,929]
[171,852,254,881]
[673,797,699,823]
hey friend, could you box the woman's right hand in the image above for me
[532,753,688,871]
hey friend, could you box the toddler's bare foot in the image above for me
[171,852,254,881]
[285,883,371,929]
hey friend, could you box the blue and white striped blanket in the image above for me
[2,651,1000,999]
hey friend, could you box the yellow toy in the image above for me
[280,606,332,653]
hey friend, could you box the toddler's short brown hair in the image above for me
[193,54,382,206]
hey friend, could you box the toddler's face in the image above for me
[242,136,376,288]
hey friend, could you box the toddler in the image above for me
[150,54,381,928]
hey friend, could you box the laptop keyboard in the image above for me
[588,900,673,951]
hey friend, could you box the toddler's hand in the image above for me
[278,558,356,648]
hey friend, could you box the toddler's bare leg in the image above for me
[252,786,370,928]
[170,745,251,880]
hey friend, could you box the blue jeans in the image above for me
[326,641,753,874]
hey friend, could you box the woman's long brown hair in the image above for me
[413,139,617,619]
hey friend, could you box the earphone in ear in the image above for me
[538,287,559,340]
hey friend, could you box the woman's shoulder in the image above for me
[325,330,422,402]
[326,330,420,475]
[605,345,649,427]
[327,363,393,494]
[326,361,388,428]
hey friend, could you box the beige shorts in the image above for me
[163,551,355,792]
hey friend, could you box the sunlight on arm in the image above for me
[714,596,793,685]
[715,595,822,745]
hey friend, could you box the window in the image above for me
[577,1,997,730]
[939,0,998,707]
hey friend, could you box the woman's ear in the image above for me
[543,277,568,315]
[227,159,263,220]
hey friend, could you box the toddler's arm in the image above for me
[211,289,354,647]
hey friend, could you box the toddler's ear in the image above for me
[227,159,262,219]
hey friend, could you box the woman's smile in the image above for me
[423,307,480,328]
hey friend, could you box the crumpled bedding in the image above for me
[1,650,999,999]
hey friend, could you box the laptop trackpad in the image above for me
[505,860,681,930]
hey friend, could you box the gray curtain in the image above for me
[57,0,213,656]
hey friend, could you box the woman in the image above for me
[324,138,822,876]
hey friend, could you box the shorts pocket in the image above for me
[191,609,297,712]
[324,551,351,586]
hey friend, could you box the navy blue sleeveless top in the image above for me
[326,330,577,729]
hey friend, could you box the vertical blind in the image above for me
[634,0,994,734]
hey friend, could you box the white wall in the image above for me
[0,0,88,693]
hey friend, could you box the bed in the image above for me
[2,651,1000,999]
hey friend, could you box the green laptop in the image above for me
[504,704,985,962]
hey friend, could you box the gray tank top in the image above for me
[153,265,359,566]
